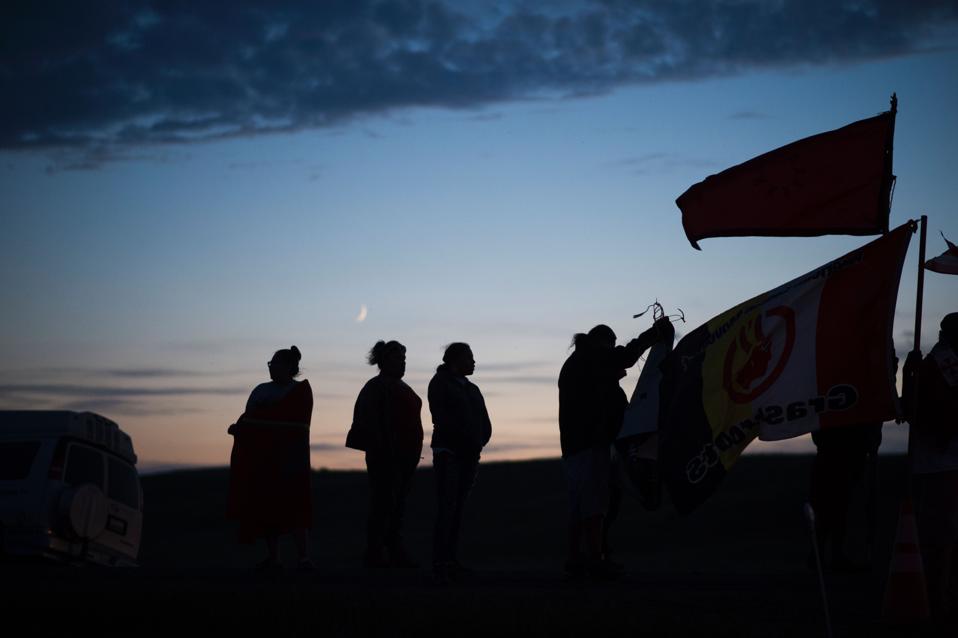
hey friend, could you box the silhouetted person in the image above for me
[904,312,958,621]
[428,342,492,583]
[558,320,672,579]
[809,348,898,572]
[809,422,881,571]
[346,340,424,568]
[227,346,313,569]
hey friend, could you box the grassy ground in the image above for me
[1,455,936,637]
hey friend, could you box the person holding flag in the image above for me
[904,313,958,621]
[558,318,673,579]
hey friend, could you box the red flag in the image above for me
[925,232,958,275]
[676,108,896,249]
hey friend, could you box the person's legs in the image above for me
[387,453,419,567]
[293,528,311,565]
[584,514,604,560]
[567,515,583,564]
[811,447,848,566]
[261,535,279,568]
[603,454,622,559]
[448,454,478,567]
[583,445,616,577]
[563,455,581,563]
[563,447,611,575]
[829,457,856,567]
[917,471,958,621]
[433,451,459,571]
[365,452,392,566]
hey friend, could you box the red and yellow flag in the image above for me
[658,223,913,513]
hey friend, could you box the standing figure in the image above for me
[905,312,958,621]
[346,340,424,568]
[809,348,895,570]
[227,346,313,569]
[428,342,492,583]
[558,320,672,579]
[809,422,882,571]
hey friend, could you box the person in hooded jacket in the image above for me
[428,342,492,582]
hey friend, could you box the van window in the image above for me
[108,457,140,508]
[64,444,104,490]
[0,442,40,480]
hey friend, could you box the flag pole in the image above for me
[913,214,927,356]
[881,93,898,233]
[908,214,926,464]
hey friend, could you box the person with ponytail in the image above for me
[346,340,424,568]
[227,346,314,569]
[559,320,672,579]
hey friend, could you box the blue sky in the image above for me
[1,1,957,471]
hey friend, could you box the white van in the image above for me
[0,411,143,566]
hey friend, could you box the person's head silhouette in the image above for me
[442,342,475,376]
[268,346,301,383]
[941,312,958,349]
[368,340,406,379]
[587,324,617,350]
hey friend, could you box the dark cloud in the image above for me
[3,0,956,166]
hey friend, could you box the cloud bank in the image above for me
[3,0,956,160]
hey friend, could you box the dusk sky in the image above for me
[2,1,957,472]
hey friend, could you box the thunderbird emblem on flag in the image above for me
[658,222,913,513]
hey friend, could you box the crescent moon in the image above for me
[355,304,368,322]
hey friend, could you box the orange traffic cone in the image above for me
[881,497,930,622]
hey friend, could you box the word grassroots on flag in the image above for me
[658,222,914,514]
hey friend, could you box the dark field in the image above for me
[1,455,929,636]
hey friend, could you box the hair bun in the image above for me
[290,345,301,361]
[367,340,386,366]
